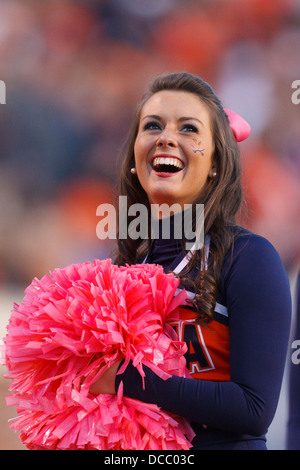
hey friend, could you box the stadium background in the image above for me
[0,0,299,450]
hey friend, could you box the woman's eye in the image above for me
[182,124,198,133]
[143,121,161,131]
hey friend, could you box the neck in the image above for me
[151,212,180,242]
[150,202,184,220]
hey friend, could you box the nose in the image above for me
[156,128,177,148]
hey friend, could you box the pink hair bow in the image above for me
[224,108,251,142]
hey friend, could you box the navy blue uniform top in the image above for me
[116,221,291,450]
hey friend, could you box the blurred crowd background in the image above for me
[0,0,299,450]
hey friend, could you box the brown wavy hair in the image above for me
[113,72,243,324]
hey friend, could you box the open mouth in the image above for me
[152,156,184,174]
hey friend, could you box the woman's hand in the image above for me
[89,360,122,396]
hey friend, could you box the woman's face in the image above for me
[134,90,215,211]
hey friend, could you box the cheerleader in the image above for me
[89,72,292,450]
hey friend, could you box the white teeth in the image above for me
[152,157,184,169]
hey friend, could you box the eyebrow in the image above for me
[179,116,204,126]
[141,114,204,126]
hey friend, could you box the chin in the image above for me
[149,193,183,208]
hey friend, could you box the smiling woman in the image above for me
[115,72,243,321]
[93,72,292,450]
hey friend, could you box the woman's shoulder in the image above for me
[222,225,286,281]
[218,226,291,323]
[229,225,279,255]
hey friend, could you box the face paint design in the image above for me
[192,139,205,156]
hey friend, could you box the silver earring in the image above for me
[212,171,217,177]
[130,167,137,174]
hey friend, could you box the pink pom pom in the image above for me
[2,259,195,450]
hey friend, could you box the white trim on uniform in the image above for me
[143,233,229,317]
[175,287,228,318]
